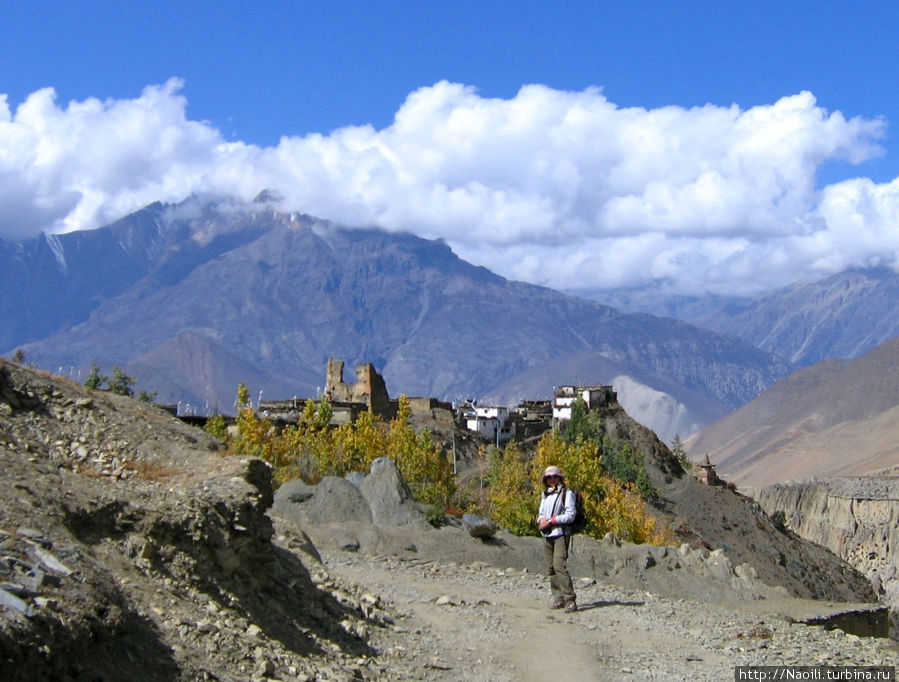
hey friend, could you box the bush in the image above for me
[108,366,136,397]
[204,414,228,439]
[82,362,149,401]
[771,510,788,533]
[84,363,108,390]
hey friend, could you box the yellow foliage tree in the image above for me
[228,387,455,509]
[485,441,535,535]
[231,383,276,463]
[388,395,456,509]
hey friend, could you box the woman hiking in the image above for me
[536,465,577,612]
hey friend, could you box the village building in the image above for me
[324,358,392,419]
[551,384,617,428]
[511,400,554,441]
[463,404,515,445]
[257,358,453,427]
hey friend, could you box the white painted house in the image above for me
[552,384,616,428]
[465,405,515,445]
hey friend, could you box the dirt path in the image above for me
[319,551,896,681]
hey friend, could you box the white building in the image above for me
[465,405,515,445]
[552,384,616,428]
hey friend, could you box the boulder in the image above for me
[273,476,372,526]
[360,457,429,527]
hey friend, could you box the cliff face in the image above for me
[753,479,899,630]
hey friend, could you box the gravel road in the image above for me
[320,549,898,681]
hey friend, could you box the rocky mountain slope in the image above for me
[1,358,890,680]
[694,267,899,367]
[2,196,792,437]
[685,337,899,487]
[0,358,392,680]
[590,268,899,369]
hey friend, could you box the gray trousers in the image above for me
[543,534,575,603]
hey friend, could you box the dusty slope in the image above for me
[0,359,386,680]
[579,403,875,603]
[685,337,899,486]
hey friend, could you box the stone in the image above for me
[361,458,429,527]
[273,477,372,526]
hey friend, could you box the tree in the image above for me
[600,436,655,499]
[557,395,656,498]
[222,387,455,507]
[108,366,136,397]
[485,441,535,535]
[388,395,456,509]
[560,396,591,443]
[671,434,691,470]
[533,430,671,544]
[84,363,108,390]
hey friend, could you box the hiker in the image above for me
[536,465,577,612]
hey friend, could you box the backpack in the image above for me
[568,488,588,535]
[551,487,587,535]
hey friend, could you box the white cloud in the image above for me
[0,79,896,295]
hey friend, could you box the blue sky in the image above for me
[2,1,898,295]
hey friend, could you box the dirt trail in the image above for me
[320,550,896,681]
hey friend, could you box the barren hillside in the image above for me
[685,337,899,486]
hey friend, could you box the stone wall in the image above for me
[406,397,454,425]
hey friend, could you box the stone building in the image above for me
[695,454,721,486]
[324,358,392,419]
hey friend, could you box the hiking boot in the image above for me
[550,599,564,609]
[564,601,578,613]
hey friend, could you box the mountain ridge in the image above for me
[685,336,899,486]
[694,267,899,366]
[3,197,793,435]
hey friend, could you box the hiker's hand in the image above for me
[537,517,551,531]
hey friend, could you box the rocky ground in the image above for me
[314,548,897,681]
[1,357,896,681]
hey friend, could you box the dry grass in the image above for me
[127,460,179,481]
